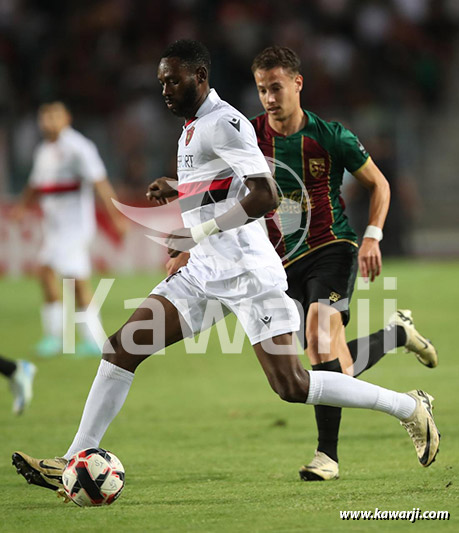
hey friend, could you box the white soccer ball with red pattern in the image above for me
[62,448,125,507]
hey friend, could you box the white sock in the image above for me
[77,308,105,346]
[64,360,134,459]
[41,302,63,339]
[306,371,416,420]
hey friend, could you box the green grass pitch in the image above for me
[1,260,458,531]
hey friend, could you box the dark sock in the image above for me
[312,358,342,463]
[347,325,407,378]
[0,355,17,378]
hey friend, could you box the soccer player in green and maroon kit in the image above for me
[250,46,438,481]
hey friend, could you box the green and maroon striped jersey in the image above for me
[251,110,369,268]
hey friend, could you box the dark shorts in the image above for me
[285,242,358,329]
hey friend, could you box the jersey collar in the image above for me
[195,88,220,119]
[183,90,219,129]
[264,109,312,138]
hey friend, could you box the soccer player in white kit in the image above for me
[14,102,125,357]
[12,41,439,496]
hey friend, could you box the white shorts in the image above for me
[151,266,300,345]
[38,234,92,279]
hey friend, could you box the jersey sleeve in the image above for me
[212,115,271,177]
[76,138,107,183]
[336,124,369,173]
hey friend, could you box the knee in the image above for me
[306,322,333,357]
[102,329,150,373]
[273,372,309,403]
[102,331,124,364]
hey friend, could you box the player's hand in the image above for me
[146,177,179,205]
[166,252,190,275]
[358,238,382,282]
[166,228,195,257]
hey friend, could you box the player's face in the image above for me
[38,105,71,140]
[254,67,303,122]
[158,57,201,118]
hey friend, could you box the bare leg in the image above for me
[74,278,93,309]
[104,294,185,372]
[36,266,62,354]
[38,265,60,303]
[305,302,353,374]
[253,333,310,403]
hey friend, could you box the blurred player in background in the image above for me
[0,354,36,415]
[12,41,439,499]
[13,102,125,357]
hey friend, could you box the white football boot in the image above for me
[299,451,339,481]
[10,360,36,415]
[388,309,438,368]
[400,390,440,467]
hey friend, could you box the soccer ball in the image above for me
[62,448,125,507]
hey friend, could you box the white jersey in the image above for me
[177,89,286,282]
[29,126,106,241]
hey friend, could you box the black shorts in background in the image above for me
[285,242,359,329]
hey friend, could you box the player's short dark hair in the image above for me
[251,46,301,75]
[161,39,211,73]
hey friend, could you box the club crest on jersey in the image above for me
[329,291,341,303]
[309,158,327,179]
[185,126,195,146]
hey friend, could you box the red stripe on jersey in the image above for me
[34,182,81,194]
[178,177,233,199]
[301,136,335,245]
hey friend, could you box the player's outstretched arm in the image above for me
[94,178,127,237]
[352,158,390,282]
[10,185,39,221]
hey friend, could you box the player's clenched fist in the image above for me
[146,177,179,205]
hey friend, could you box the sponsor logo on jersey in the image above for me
[185,126,195,146]
[357,139,367,155]
[309,158,327,179]
[177,154,194,169]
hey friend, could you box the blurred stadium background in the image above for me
[1,0,458,276]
